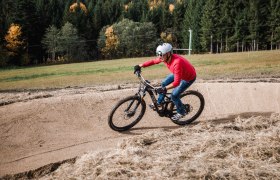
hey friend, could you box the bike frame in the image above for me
[135,72,175,118]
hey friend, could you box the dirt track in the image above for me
[0,79,279,178]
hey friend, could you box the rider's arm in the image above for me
[165,62,182,90]
[172,63,182,87]
[140,58,162,68]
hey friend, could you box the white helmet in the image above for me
[156,43,173,57]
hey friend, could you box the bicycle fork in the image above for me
[124,96,142,117]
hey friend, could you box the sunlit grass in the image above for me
[0,50,279,90]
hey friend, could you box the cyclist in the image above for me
[134,43,196,121]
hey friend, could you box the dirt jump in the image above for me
[0,79,279,179]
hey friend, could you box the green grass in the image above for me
[0,50,280,90]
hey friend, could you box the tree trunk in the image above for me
[225,34,228,52]
[210,35,213,54]
[220,38,223,53]
[52,50,55,61]
[271,32,274,50]
[237,41,239,52]
[216,40,219,53]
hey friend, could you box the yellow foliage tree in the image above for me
[169,4,175,13]
[148,0,175,12]
[5,23,24,55]
[70,2,88,13]
[160,32,176,44]
[124,4,129,11]
[101,26,119,57]
[149,0,163,10]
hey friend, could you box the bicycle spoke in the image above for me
[108,96,146,131]
[170,91,205,125]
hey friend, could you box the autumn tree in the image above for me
[5,23,24,55]
[160,29,177,46]
[98,25,119,59]
[4,23,28,65]
[64,0,89,36]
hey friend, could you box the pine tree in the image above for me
[87,0,96,18]
[161,2,173,31]
[267,0,280,50]
[147,4,163,34]
[93,0,103,33]
[49,0,65,28]
[64,0,89,37]
[0,45,9,67]
[172,0,187,47]
[228,0,248,52]
[104,0,123,24]
[19,0,43,63]
[124,0,143,22]
[182,0,204,52]
[247,0,261,51]
[200,0,220,52]
[219,0,235,52]
[1,0,15,39]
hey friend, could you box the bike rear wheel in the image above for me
[170,90,205,125]
[108,95,146,131]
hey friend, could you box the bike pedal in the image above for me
[149,103,163,111]
[149,104,156,111]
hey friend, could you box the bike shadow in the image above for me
[120,121,200,135]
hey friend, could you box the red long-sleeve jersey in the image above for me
[142,54,196,87]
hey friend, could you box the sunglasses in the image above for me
[156,52,163,57]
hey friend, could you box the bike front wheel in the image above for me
[170,90,205,125]
[108,95,146,131]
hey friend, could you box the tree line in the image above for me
[0,0,279,67]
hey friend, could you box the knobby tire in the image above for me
[171,90,205,125]
[108,95,146,131]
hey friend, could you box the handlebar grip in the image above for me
[135,71,141,77]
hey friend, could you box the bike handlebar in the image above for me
[135,71,155,89]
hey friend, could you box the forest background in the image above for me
[0,0,280,67]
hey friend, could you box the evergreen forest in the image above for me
[0,0,280,67]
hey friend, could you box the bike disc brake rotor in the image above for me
[185,104,192,113]
[124,110,135,119]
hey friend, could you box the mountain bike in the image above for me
[108,71,205,132]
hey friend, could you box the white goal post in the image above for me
[173,29,192,56]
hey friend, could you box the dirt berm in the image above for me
[0,81,279,178]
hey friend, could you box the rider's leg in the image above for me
[157,74,174,104]
[171,78,196,115]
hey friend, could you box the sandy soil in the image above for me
[0,78,279,179]
[40,113,280,179]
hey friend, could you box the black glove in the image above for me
[134,65,141,74]
[155,87,167,94]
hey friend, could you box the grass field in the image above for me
[0,50,279,90]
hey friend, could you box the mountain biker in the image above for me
[134,43,196,121]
